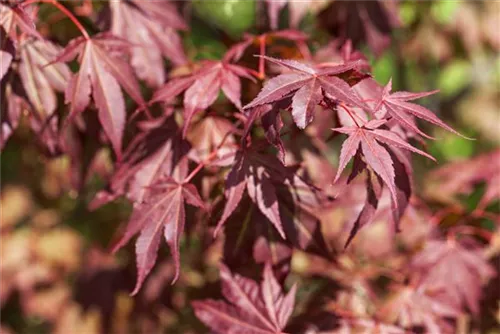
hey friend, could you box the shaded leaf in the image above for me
[192,263,296,334]
[411,239,495,314]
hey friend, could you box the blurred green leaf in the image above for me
[438,60,471,97]
[399,2,418,26]
[192,0,256,39]
[185,20,227,60]
[430,130,475,162]
[372,51,396,86]
[431,1,459,25]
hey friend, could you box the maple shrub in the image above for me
[1,1,499,333]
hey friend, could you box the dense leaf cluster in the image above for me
[1,1,497,333]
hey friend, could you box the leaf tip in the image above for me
[130,278,143,296]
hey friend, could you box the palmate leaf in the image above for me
[318,0,400,56]
[112,177,205,295]
[187,115,237,165]
[18,39,71,120]
[52,33,145,158]
[151,60,255,136]
[89,114,189,209]
[192,263,297,334]
[333,119,434,206]
[367,78,467,139]
[427,149,500,210]
[110,0,187,87]
[243,55,366,129]
[243,98,291,164]
[0,3,42,39]
[331,114,432,245]
[215,149,331,258]
[221,168,331,279]
[378,285,461,333]
[411,239,495,314]
[214,150,288,240]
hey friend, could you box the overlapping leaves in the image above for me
[110,0,187,87]
[214,148,331,252]
[192,263,297,334]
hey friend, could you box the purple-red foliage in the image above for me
[0,1,497,333]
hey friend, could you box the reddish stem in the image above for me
[183,121,240,184]
[22,0,90,40]
[243,67,261,80]
[338,103,362,127]
[184,156,212,184]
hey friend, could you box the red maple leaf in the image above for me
[331,118,434,245]
[243,55,365,129]
[89,114,190,209]
[378,285,461,333]
[18,38,71,120]
[110,0,187,87]
[333,119,434,201]
[192,263,297,334]
[186,115,237,166]
[112,177,205,295]
[151,59,255,136]
[318,0,400,56]
[213,148,332,257]
[411,239,496,314]
[220,164,332,276]
[214,149,287,239]
[0,3,42,39]
[370,79,465,139]
[52,33,146,157]
[428,149,500,211]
